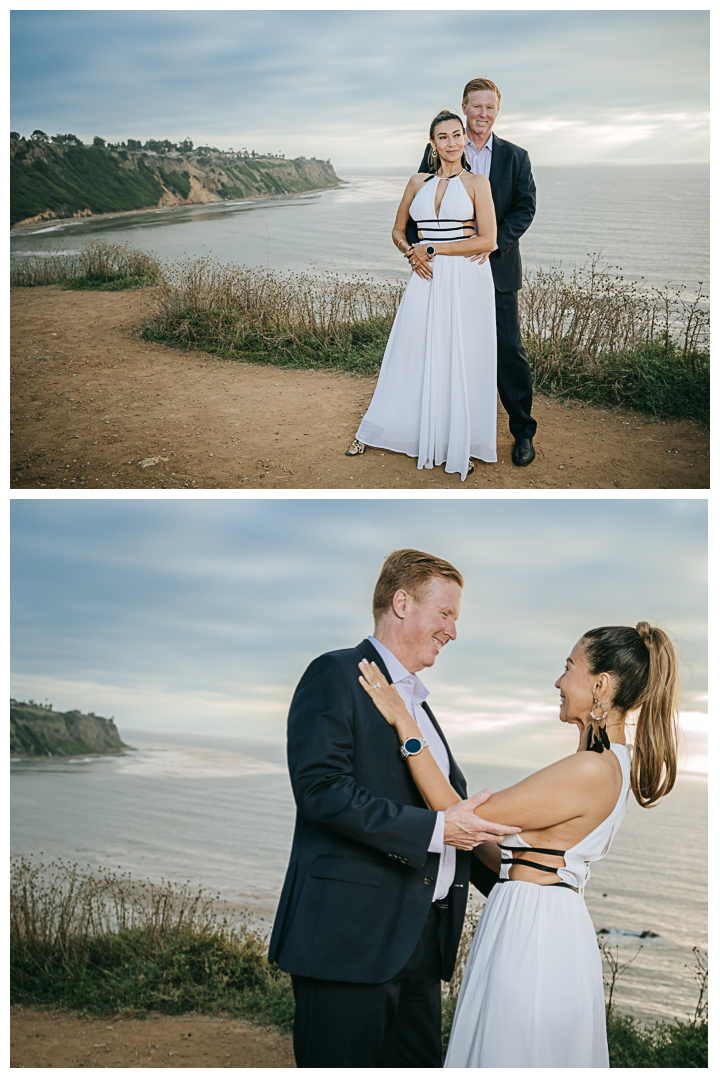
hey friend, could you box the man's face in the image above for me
[462,90,499,145]
[400,577,462,672]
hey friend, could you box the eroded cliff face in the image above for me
[11,138,342,227]
[10,701,130,758]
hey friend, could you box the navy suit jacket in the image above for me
[412,133,536,293]
[268,638,497,984]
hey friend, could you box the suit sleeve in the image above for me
[495,150,536,257]
[287,654,437,868]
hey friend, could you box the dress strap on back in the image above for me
[500,844,566,856]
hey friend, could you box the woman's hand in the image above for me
[405,245,433,281]
[358,660,415,728]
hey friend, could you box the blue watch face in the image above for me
[405,737,423,754]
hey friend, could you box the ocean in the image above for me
[10,164,709,294]
[11,729,707,1029]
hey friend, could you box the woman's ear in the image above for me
[593,671,612,702]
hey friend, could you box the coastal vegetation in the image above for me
[10,131,340,227]
[142,253,710,426]
[10,861,707,1066]
[10,240,162,290]
[10,860,293,1029]
[10,700,129,759]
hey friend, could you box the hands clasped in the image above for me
[404,244,434,280]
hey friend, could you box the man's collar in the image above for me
[367,636,429,701]
[466,131,493,154]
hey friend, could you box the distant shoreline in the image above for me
[11,180,348,234]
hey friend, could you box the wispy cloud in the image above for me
[10,10,708,164]
[11,499,707,775]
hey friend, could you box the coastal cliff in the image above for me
[10,700,130,758]
[10,135,342,227]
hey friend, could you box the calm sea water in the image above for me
[11,164,709,293]
[11,729,707,1027]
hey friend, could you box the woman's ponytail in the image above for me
[582,622,680,808]
[631,622,679,807]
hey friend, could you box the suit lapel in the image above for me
[488,133,507,205]
[356,638,393,684]
[421,700,468,796]
[357,640,468,797]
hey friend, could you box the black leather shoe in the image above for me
[512,438,535,467]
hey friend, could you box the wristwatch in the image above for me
[400,737,429,759]
[425,244,436,259]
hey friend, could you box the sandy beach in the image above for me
[11,285,709,490]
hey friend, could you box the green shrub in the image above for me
[527,339,709,427]
[606,1010,708,1068]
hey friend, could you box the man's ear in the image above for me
[391,589,409,620]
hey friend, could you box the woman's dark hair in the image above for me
[582,623,679,808]
[428,110,468,174]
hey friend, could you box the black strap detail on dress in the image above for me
[499,844,566,857]
[500,857,562,874]
[496,878,579,893]
[414,218,475,224]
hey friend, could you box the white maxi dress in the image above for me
[444,744,632,1069]
[355,175,497,480]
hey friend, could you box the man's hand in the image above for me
[443,790,519,850]
[467,252,490,264]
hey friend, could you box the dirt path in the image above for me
[11,1005,296,1069]
[11,286,709,490]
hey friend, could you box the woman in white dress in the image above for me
[346,110,498,481]
[358,622,679,1068]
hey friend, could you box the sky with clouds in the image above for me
[11,498,707,771]
[11,9,709,167]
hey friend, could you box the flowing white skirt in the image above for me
[356,253,497,480]
[445,881,609,1068]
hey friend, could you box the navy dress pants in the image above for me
[495,288,537,440]
[291,905,444,1068]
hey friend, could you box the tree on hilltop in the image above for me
[93,136,106,147]
[31,129,49,143]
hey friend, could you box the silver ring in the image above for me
[372,683,382,689]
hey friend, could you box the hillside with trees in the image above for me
[10,131,341,227]
[10,699,130,758]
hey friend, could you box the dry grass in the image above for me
[10,239,162,289]
[518,257,709,424]
[142,256,404,372]
[10,857,222,953]
[519,256,708,367]
[10,858,294,1025]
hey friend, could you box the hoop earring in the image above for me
[591,700,608,722]
[431,148,438,158]
[587,699,610,753]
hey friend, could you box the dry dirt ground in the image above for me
[10,286,709,490]
[10,1006,296,1069]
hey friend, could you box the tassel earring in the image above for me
[586,699,610,753]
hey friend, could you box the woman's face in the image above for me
[430,120,466,166]
[555,638,597,726]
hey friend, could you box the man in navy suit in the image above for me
[269,549,513,1067]
[412,78,538,466]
